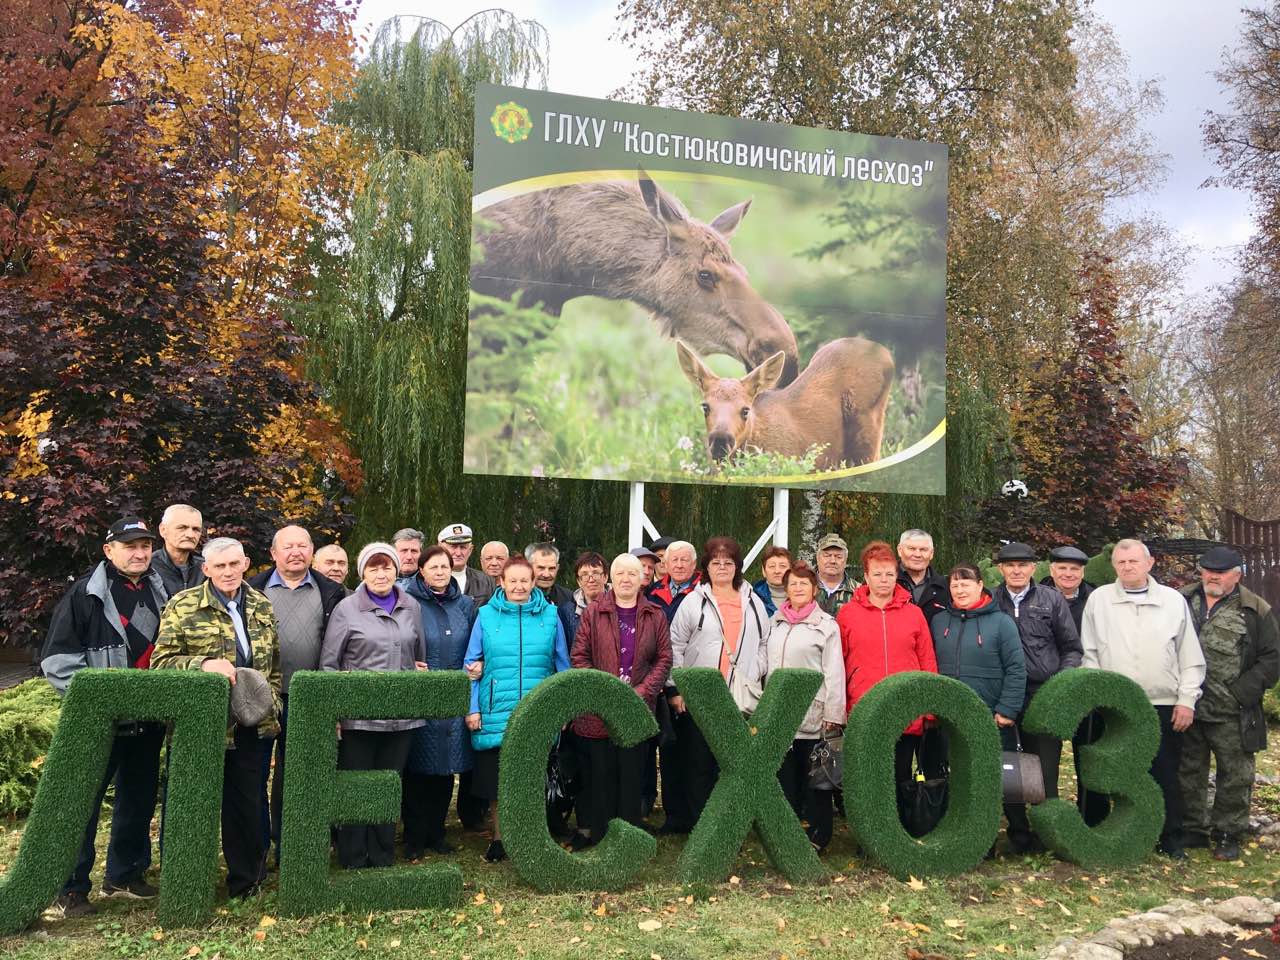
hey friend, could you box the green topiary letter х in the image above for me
[279,670,471,915]
[499,669,659,891]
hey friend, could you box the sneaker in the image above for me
[1213,837,1241,861]
[102,878,159,900]
[45,891,97,920]
[483,840,507,863]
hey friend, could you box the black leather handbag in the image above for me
[897,729,948,837]
[807,729,843,791]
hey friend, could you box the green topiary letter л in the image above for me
[0,670,227,933]
[279,670,471,915]
[499,669,659,891]
[674,667,827,884]
[1022,668,1162,867]
[844,671,1001,878]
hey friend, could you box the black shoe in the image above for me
[569,832,595,852]
[1156,840,1186,860]
[657,820,690,835]
[1213,837,1241,861]
[102,878,159,900]
[1182,831,1211,849]
[45,891,97,920]
[483,840,507,863]
[428,840,456,855]
[404,848,425,861]
[1006,832,1045,855]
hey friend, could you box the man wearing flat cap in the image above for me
[40,517,170,918]
[438,523,495,606]
[994,541,1083,853]
[1177,546,1279,861]
[1042,546,1094,633]
[815,533,858,616]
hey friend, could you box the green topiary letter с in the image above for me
[0,670,227,934]
[279,670,471,916]
[499,669,659,891]
[844,671,1002,878]
[1022,669,1162,867]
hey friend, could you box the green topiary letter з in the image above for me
[1023,669,1161,867]
[279,670,470,915]
[500,669,658,891]
[0,670,227,933]
[674,667,826,884]
[844,671,1001,878]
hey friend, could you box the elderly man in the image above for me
[478,540,509,579]
[649,536,677,582]
[40,517,169,918]
[438,523,495,605]
[1081,538,1205,859]
[153,537,282,898]
[247,525,346,865]
[895,528,950,623]
[1178,546,1279,861]
[391,528,426,579]
[630,546,659,588]
[646,539,700,620]
[152,503,205,598]
[1041,545,1094,632]
[993,541,1083,853]
[312,543,350,588]
[815,533,857,616]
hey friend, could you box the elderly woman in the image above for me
[570,553,672,849]
[836,541,937,789]
[767,561,844,850]
[573,551,608,617]
[319,542,427,869]
[400,545,476,858]
[753,545,793,616]
[464,555,569,862]
[668,536,771,824]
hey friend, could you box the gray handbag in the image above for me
[1001,725,1045,805]
[808,729,843,792]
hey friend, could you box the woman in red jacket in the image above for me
[570,552,673,850]
[836,540,937,787]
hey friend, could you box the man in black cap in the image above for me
[649,536,676,582]
[1177,546,1280,861]
[40,517,170,918]
[994,541,1083,853]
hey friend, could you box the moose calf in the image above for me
[676,337,894,470]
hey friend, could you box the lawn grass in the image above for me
[3,741,1279,960]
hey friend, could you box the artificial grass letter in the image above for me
[1022,669,1162,867]
[279,671,470,915]
[0,670,227,933]
[500,670,658,891]
[844,672,1001,878]
[674,667,826,884]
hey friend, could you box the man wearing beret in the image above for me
[1178,546,1279,861]
[994,541,1083,853]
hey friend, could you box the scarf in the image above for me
[780,600,817,625]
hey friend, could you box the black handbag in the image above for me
[808,729,843,791]
[898,729,949,837]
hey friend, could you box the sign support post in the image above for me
[628,482,789,566]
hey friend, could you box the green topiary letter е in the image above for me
[499,669,659,891]
[1022,669,1162,867]
[0,670,228,934]
[279,670,471,915]
[674,667,827,884]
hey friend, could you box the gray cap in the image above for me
[1048,546,1089,565]
[229,668,275,728]
[630,546,659,561]
[995,542,1037,562]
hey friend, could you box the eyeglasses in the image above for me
[708,558,735,567]
[577,570,604,580]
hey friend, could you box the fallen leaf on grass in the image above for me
[906,876,927,891]
[570,937,582,945]
[473,892,487,905]
[943,918,964,929]
[1244,949,1266,958]
[1054,901,1073,916]
[638,919,663,932]
[152,930,165,942]
[776,918,786,932]
[728,876,741,885]
[252,931,266,943]
[259,916,276,928]
[595,903,608,916]
[186,947,201,957]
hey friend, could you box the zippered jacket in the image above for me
[837,584,936,734]
[402,575,477,774]
[571,591,672,739]
[994,581,1082,695]
[464,587,569,751]
[767,604,845,737]
[930,595,1026,720]
[668,582,771,713]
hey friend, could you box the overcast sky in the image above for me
[355,0,1256,304]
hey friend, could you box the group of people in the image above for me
[37,507,1280,921]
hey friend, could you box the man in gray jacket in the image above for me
[994,541,1083,853]
[151,503,205,598]
[1081,538,1205,859]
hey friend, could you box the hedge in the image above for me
[0,670,227,934]
[499,669,658,891]
[0,679,61,818]
[279,670,471,916]
[673,667,827,885]
[844,671,1002,878]
[1022,669,1162,867]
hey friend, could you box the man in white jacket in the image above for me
[1080,538,1206,859]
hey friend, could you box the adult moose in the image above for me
[471,169,800,385]
[676,338,894,470]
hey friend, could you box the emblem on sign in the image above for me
[491,101,533,143]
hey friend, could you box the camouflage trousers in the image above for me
[1178,719,1255,841]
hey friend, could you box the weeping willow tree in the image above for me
[297,11,778,559]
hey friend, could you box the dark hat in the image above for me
[1198,546,1243,572]
[995,542,1038,562]
[1049,546,1089,565]
[106,516,157,544]
[630,546,659,561]
[229,668,275,728]
[649,536,677,552]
